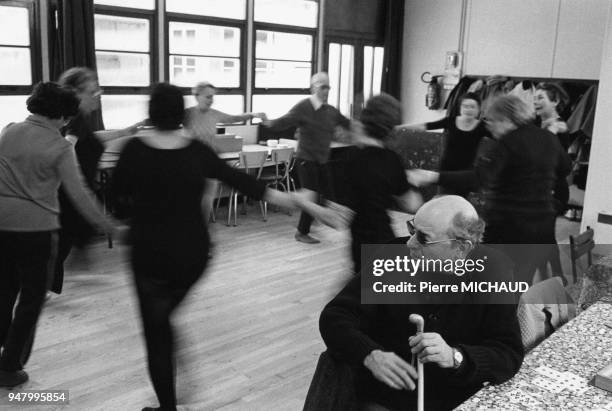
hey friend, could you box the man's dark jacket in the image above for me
[319,245,524,410]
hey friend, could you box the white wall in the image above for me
[400,0,464,124]
[582,6,612,243]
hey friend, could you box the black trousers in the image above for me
[132,246,207,410]
[483,211,557,285]
[0,231,54,371]
[51,189,97,294]
[296,159,335,235]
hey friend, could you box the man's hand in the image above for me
[409,332,454,368]
[363,350,417,390]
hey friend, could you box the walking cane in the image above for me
[409,314,425,411]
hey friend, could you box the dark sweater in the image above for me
[111,138,266,262]
[425,117,487,172]
[266,98,350,163]
[438,124,571,216]
[339,146,411,270]
[320,245,524,410]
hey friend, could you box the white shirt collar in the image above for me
[310,95,324,111]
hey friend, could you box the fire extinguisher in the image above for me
[422,72,442,110]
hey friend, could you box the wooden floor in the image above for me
[0,206,580,411]
[2,206,409,411]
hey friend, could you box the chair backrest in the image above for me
[570,226,594,281]
[238,150,268,179]
[272,147,294,165]
[517,277,576,351]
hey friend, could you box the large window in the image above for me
[166,0,246,20]
[255,31,312,89]
[0,1,39,128]
[254,0,318,28]
[166,1,246,118]
[94,1,155,128]
[168,22,241,88]
[252,0,317,120]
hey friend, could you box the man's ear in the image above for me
[456,239,473,257]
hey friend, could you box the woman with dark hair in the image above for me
[334,94,422,272]
[408,95,571,284]
[534,83,571,282]
[111,83,329,411]
[535,82,570,148]
[51,67,143,295]
[0,82,112,387]
[398,92,487,197]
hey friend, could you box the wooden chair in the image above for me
[569,226,594,283]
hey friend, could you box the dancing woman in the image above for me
[111,83,332,411]
[0,83,112,387]
[398,92,486,197]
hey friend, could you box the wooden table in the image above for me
[457,302,612,410]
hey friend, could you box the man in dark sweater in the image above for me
[319,196,524,410]
[263,72,350,244]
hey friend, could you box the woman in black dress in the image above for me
[111,83,321,411]
[52,67,142,294]
[399,92,486,197]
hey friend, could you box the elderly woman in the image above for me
[111,83,333,411]
[0,82,112,387]
[184,81,266,147]
[51,67,142,294]
[408,95,571,284]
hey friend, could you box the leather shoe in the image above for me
[0,369,29,387]
[295,232,320,244]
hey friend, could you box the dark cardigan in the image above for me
[438,124,571,217]
[319,245,524,410]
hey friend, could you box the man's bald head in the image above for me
[415,196,484,243]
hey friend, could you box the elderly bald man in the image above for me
[319,196,524,411]
[263,72,350,244]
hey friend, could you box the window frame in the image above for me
[0,0,41,95]
[93,3,157,97]
[251,21,317,97]
[323,36,384,116]
[164,11,247,103]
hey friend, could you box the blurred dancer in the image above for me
[0,83,112,387]
[339,94,422,272]
[111,83,333,411]
[51,67,142,294]
[408,95,571,284]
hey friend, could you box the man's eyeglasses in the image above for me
[406,218,469,246]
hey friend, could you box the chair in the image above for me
[303,350,359,411]
[260,147,295,192]
[516,277,576,352]
[216,150,268,226]
[569,226,594,283]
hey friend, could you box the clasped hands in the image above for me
[291,189,354,229]
[405,169,440,188]
[363,332,454,390]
